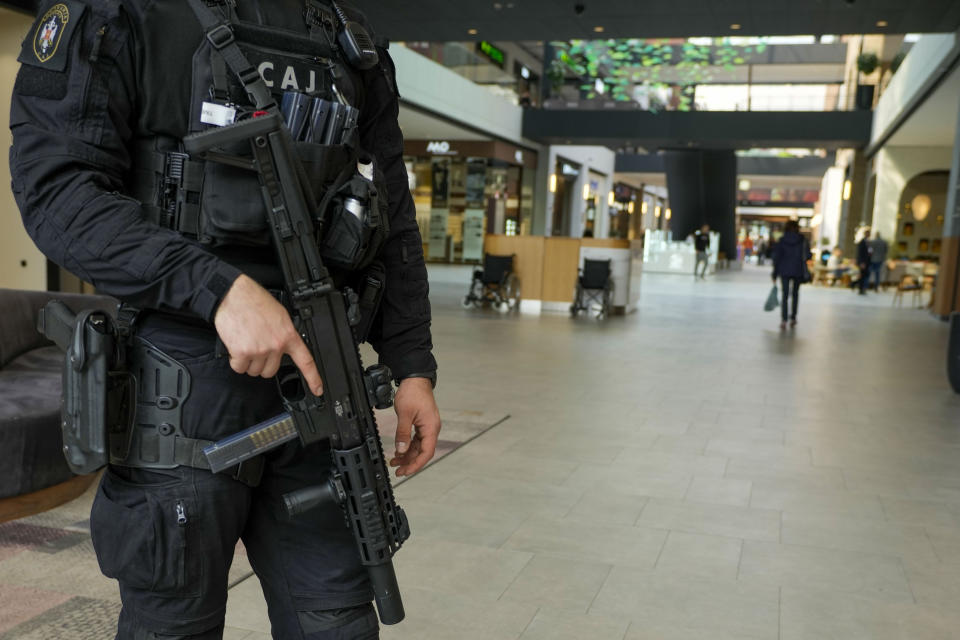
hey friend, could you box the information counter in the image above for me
[484,236,641,315]
[642,229,719,275]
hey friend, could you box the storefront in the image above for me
[404,139,538,263]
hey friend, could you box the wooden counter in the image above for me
[483,235,641,312]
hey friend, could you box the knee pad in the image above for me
[118,613,224,640]
[299,603,378,640]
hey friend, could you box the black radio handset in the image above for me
[329,1,379,70]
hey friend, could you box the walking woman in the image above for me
[772,220,812,329]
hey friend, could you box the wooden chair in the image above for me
[893,275,924,308]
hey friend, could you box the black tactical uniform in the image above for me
[10,0,435,638]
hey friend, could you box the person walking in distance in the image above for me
[856,228,873,295]
[694,225,711,279]
[868,232,889,292]
[772,220,811,330]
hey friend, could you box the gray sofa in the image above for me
[0,289,117,499]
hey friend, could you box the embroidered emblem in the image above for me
[33,4,70,64]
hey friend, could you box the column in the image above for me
[934,102,960,317]
[664,149,738,259]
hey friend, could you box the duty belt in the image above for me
[110,331,265,487]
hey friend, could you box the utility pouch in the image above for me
[353,260,386,343]
[320,172,389,271]
[37,301,134,475]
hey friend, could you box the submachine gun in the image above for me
[182,113,410,625]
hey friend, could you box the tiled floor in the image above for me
[223,263,960,639]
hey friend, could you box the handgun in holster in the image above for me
[37,301,135,475]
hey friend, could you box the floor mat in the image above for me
[0,408,505,639]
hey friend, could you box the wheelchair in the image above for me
[463,253,521,312]
[570,258,614,319]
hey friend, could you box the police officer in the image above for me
[10,0,440,638]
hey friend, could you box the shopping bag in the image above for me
[764,285,779,312]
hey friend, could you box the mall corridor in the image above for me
[221,267,960,639]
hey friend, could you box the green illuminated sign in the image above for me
[478,41,505,68]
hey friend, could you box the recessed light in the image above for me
[594,26,605,33]
[468,28,478,35]
[876,20,888,27]
[730,23,742,30]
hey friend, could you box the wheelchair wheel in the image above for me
[504,274,521,312]
[598,281,615,320]
[464,279,484,309]
[570,284,582,317]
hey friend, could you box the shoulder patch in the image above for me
[18,1,87,72]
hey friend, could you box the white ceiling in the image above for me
[397,105,490,142]
[887,64,960,147]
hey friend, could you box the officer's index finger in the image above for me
[286,337,323,396]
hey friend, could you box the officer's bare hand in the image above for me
[214,274,324,395]
[390,378,441,477]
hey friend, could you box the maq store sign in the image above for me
[426,141,457,155]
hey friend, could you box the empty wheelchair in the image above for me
[571,258,614,319]
[463,253,521,312]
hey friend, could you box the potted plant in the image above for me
[856,52,879,110]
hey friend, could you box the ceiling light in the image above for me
[641,201,648,214]
[665,208,672,220]
[730,23,742,30]
[593,26,605,33]
[468,28,478,35]
[655,206,662,218]
[843,180,852,201]
[583,183,591,200]
[549,174,558,193]
[876,20,888,28]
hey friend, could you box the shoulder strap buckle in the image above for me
[206,23,235,49]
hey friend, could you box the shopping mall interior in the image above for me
[1,0,960,638]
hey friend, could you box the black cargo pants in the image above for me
[88,314,378,639]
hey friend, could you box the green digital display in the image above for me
[478,41,505,68]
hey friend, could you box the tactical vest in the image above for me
[127,0,388,272]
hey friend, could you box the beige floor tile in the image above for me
[519,609,630,639]
[399,498,529,548]
[926,526,960,565]
[499,554,613,613]
[881,497,960,529]
[739,541,914,602]
[222,627,255,640]
[502,517,667,569]
[685,476,753,507]
[750,483,886,520]
[650,434,709,455]
[654,531,743,581]
[448,450,579,485]
[611,450,728,477]
[439,475,582,519]
[725,458,845,491]
[563,465,694,500]
[224,576,270,634]
[563,490,650,526]
[686,423,785,445]
[637,499,780,542]
[706,438,811,465]
[591,567,779,639]
[781,512,939,563]
[393,539,533,602]
[379,586,537,640]
[780,586,960,640]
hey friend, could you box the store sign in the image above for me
[426,141,456,155]
[477,41,505,68]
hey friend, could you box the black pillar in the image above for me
[664,149,738,259]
